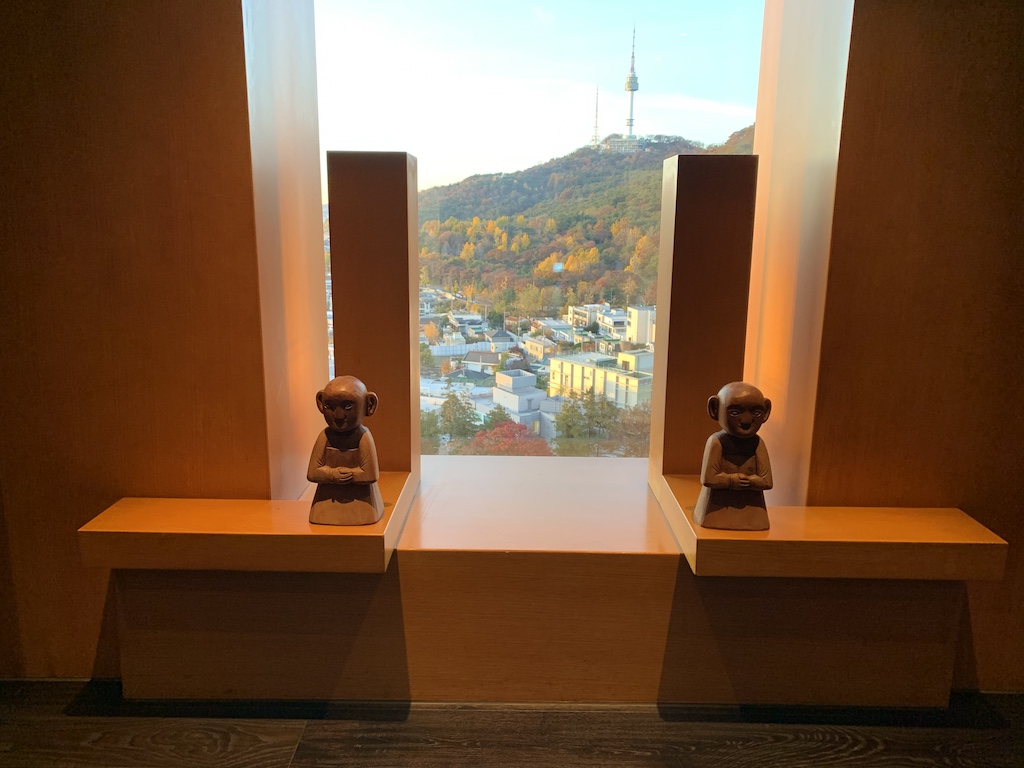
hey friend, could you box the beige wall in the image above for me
[808,0,1024,690]
[243,0,330,498]
[744,0,854,504]
[0,0,324,677]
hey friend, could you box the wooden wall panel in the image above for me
[114,553,961,706]
[326,152,420,474]
[649,156,758,479]
[0,0,323,677]
[808,0,1024,690]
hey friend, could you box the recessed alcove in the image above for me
[76,149,1008,704]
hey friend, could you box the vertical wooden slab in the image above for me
[649,155,759,480]
[326,152,420,480]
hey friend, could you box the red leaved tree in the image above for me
[454,421,553,457]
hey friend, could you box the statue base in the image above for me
[309,483,385,526]
[693,486,770,530]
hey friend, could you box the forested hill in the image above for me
[416,125,754,319]
[420,136,702,225]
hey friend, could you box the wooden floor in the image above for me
[0,681,1020,767]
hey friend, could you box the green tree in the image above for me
[582,388,617,439]
[420,409,441,455]
[553,395,590,456]
[420,408,442,437]
[419,343,435,371]
[482,404,512,431]
[440,391,478,438]
[609,401,652,457]
[516,284,542,317]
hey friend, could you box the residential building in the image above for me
[484,328,514,353]
[596,307,628,339]
[462,350,501,374]
[492,370,546,432]
[547,352,653,407]
[626,306,656,345]
[523,335,557,362]
[567,303,609,328]
[447,311,485,337]
[616,349,653,373]
[419,291,439,314]
[535,318,574,342]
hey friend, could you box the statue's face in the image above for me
[319,383,366,433]
[719,389,769,438]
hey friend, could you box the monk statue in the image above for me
[693,381,773,530]
[306,375,384,525]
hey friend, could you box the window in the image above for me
[315,0,763,458]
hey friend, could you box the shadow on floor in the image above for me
[66,679,411,721]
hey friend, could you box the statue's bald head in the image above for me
[323,375,367,400]
[316,376,378,433]
[708,381,770,439]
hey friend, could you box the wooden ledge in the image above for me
[78,471,418,573]
[652,474,1008,580]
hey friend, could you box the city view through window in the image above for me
[316,0,764,457]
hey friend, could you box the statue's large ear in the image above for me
[315,390,326,412]
[762,398,772,423]
[365,391,379,417]
[707,395,720,421]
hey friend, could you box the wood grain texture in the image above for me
[0,719,304,768]
[659,475,1007,579]
[0,0,274,679]
[649,155,758,482]
[5,682,1019,768]
[78,474,413,573]
[114,553,964,705]
[327,152,421,477]
[115,567,412,701]
[291,704,1019,768]
[808,0,1024,690]
[111,459,971,706]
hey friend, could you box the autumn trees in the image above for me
[412,138,705,325]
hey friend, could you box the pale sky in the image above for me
[314,0,765,195]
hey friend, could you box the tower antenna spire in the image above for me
[624,25,639,141]
[591,87,600,148]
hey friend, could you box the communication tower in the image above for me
[624,26,639,138]
[591,88,600,148]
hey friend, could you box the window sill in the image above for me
[78,458,1007,582]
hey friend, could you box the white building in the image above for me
[493,370,547,432]
[596,307,628,339]
[463,350,502,374]
[547,351,654,407]
[448,311,485,337]
[626,305,656,345]
[484,328,515,352]
[535,318,574,342]
[567,303,609,328]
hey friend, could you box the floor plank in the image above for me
[0,717,305,768]
[290,706,1019,768]
[0,682,1019,768]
